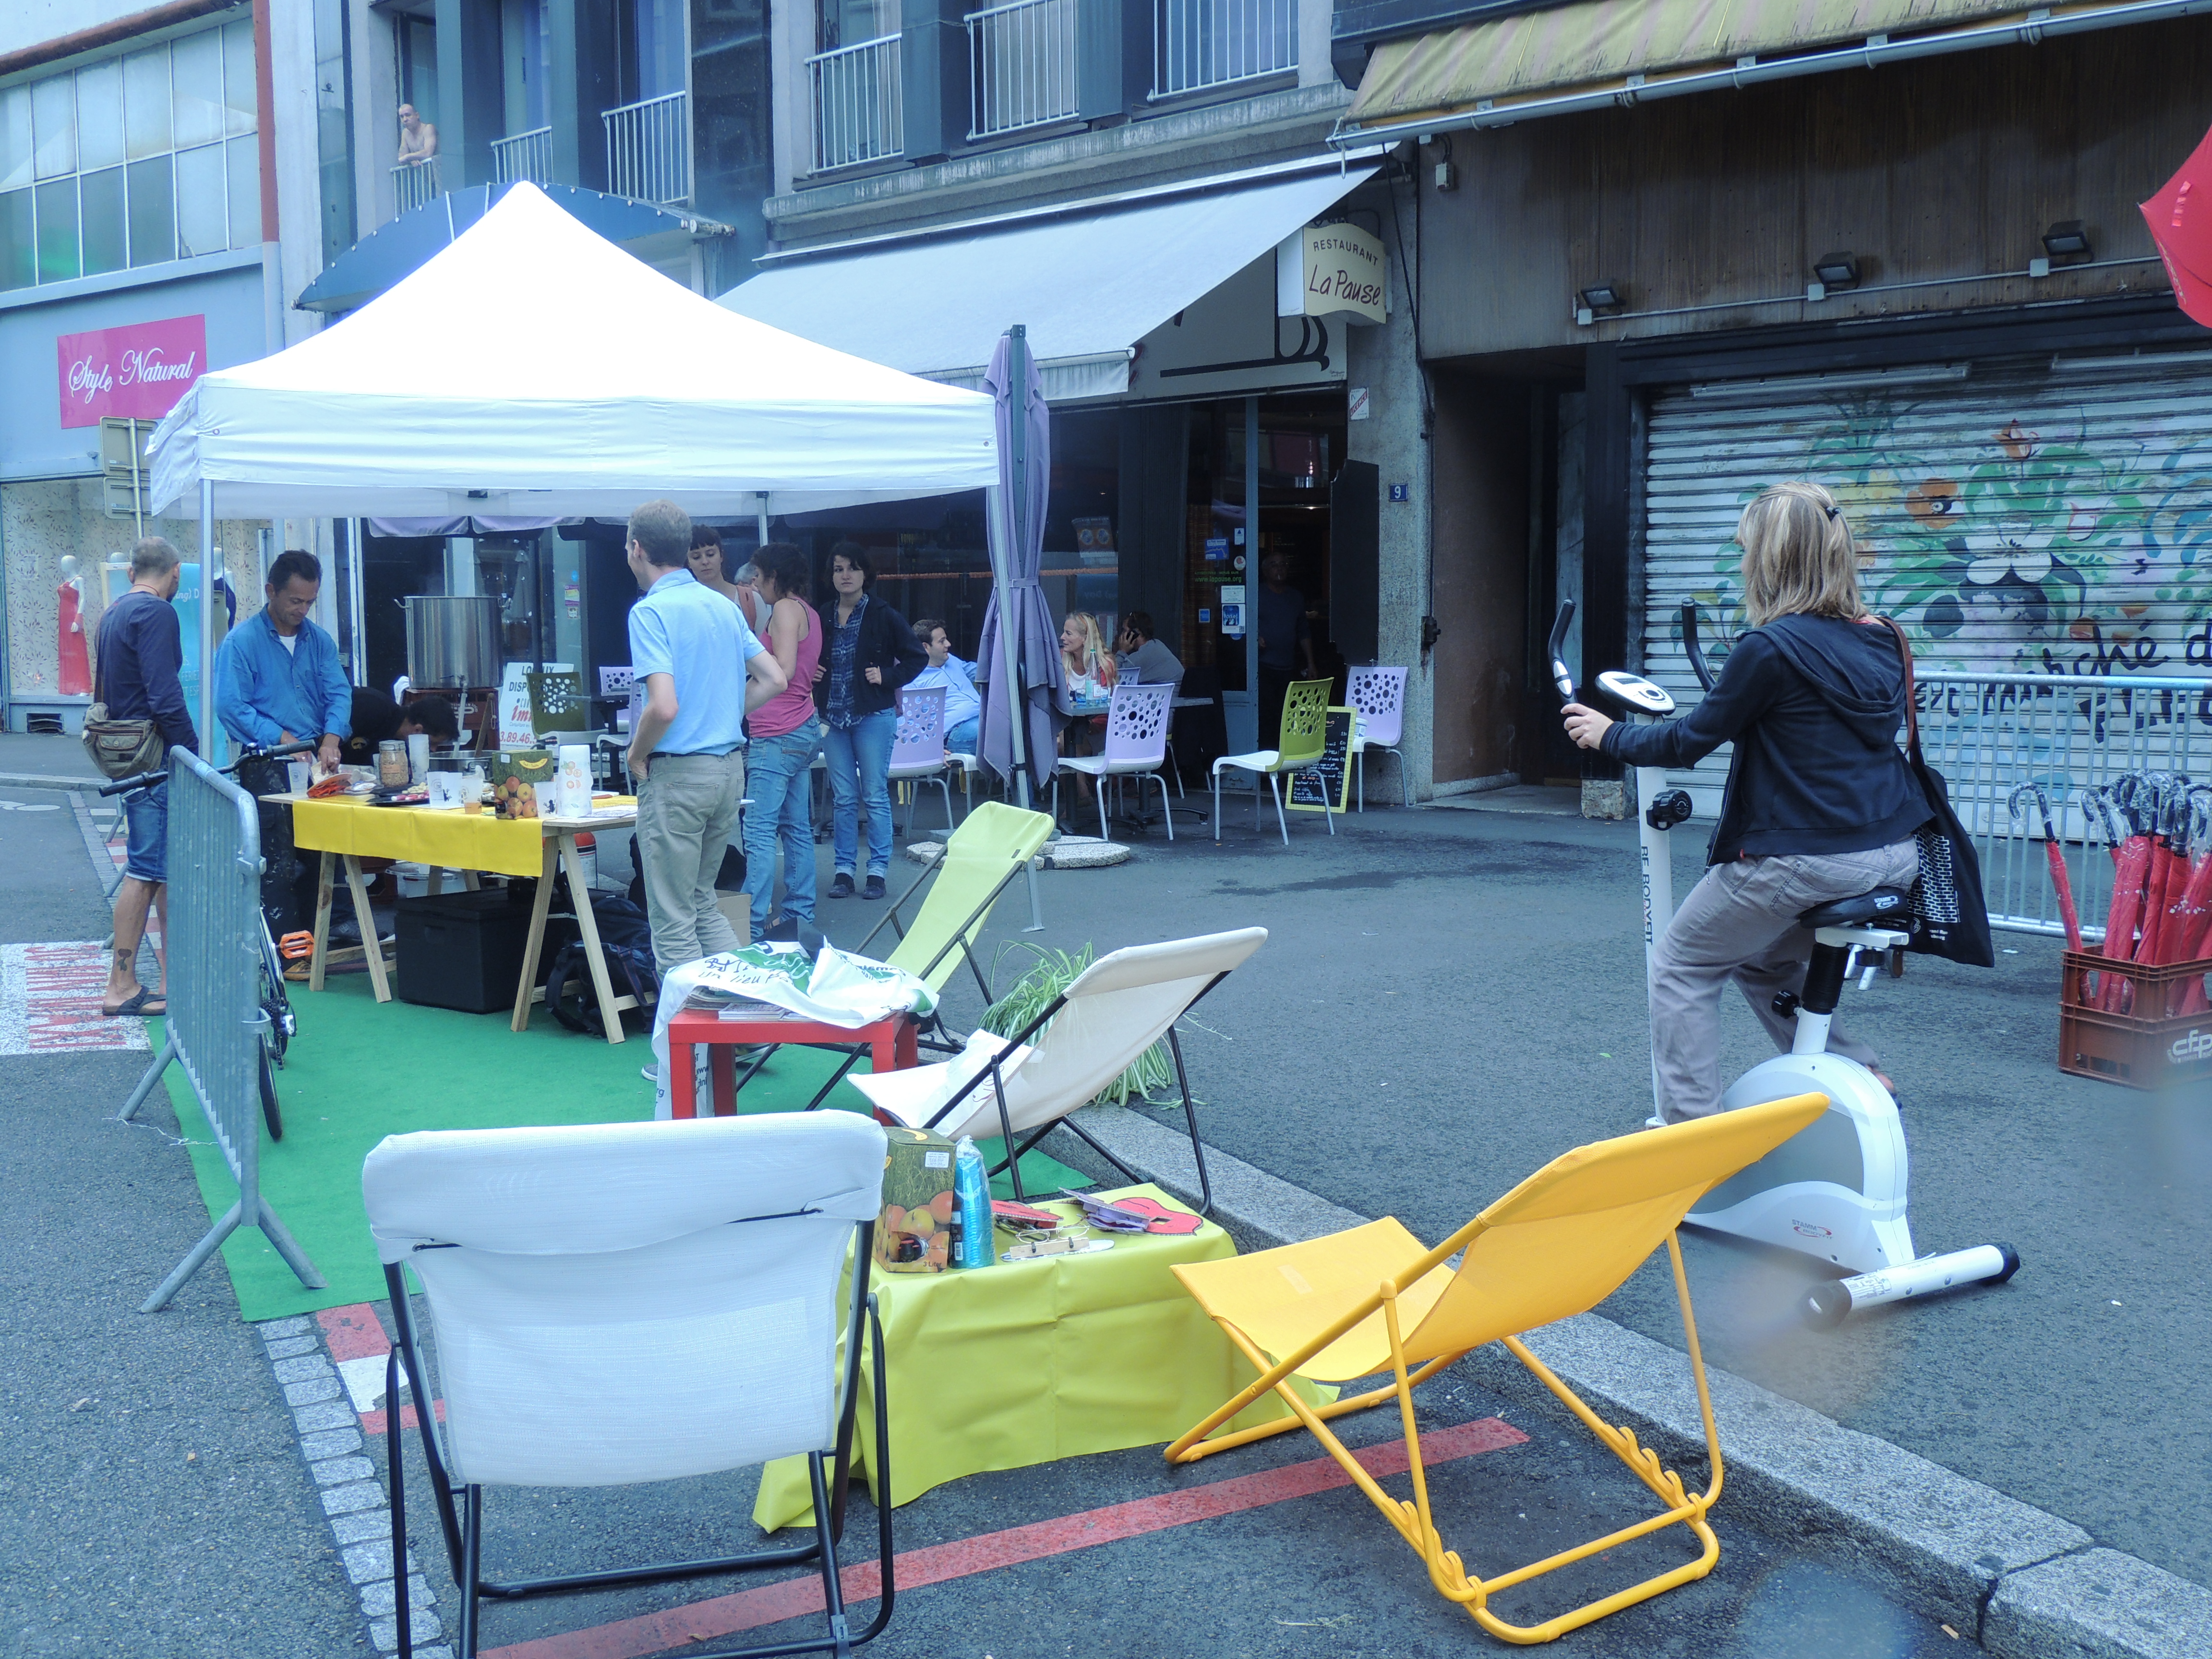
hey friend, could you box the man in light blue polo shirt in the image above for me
[625,498,787,974]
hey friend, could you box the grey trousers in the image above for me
[634,749,746,977]
[1652,838,1920,1122]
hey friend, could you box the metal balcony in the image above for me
[968,0,1080,141]
[390,158,442,219]
[1152,0,1295,99]
[603,90,691,205]
[492,125,553,187]
[808,33,904,172]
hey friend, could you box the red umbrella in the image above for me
[2142,121,2212,328]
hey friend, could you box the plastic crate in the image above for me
[2058,950,2212,1090]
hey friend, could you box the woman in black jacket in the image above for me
[813,542,926,899]
[1563,481,1929,1123]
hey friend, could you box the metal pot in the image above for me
[403,595,502,689]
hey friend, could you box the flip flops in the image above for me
[101,988,165,1017]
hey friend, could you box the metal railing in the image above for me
[391,158,442,218]
[809,33,904,171]
[493,125,553,186]
[968,0,1080,140]
[1916,672,2212,942]
[119,750,325,1311]
[1152,0,1296,99]
[603,89,691,205]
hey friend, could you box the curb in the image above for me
[1065,1102,2212,1659]
[0,770,105,793]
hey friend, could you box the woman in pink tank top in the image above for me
[739,545,825,939]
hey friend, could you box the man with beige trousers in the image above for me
[623,499,787,976]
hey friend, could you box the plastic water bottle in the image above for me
[951,1137,993,1269]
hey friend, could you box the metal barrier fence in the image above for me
[1918,671,2212,943]
[120,750,324,1312]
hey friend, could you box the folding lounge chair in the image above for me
[362,1112,895,1659]
[1163,1093,1831,1645]
[849,927,1267,1213]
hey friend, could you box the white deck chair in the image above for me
[362,1113,894,1659]
[848,927,1267,1213]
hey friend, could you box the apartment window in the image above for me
[817,0,900,54]
[0,20,259,292]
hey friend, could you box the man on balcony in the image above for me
[397,104,439,169]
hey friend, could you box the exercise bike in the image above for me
[1550,601,2018,1327]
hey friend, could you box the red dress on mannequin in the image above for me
[57,579,91,696]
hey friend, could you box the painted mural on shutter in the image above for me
[1640,359,2212,814]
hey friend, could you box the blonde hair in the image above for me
[1736,481,1867,626]
[1060,612,1117,686]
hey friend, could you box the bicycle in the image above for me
[100,738,318,1143]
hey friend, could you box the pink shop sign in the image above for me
[57,314,207,429]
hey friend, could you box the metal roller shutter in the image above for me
[1639,356,2212,815]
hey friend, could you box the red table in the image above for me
[666,1004,920,1118]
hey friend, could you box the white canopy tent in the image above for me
[147,181,1000,756]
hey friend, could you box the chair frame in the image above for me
[384,1221,895,1659]
[1051,682,1177,844]
[1164,1221,1728,1645]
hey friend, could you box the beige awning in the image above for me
[1348,0,2051,127]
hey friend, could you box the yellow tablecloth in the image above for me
[752,1185,1332,1530]
[282,794,635,880]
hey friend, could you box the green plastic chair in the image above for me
[1210,678,1339,845]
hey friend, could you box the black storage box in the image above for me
[394,889,539,1015]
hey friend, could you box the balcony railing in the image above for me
[492,125,553,187]
[1152,0,1295,99]
[968,0,1079,141]
[603,90,691,205]
[391,158,442,219]
[808,33,903,172]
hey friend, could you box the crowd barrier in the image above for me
[121,748,325,1313]
[1916,671,2212,944]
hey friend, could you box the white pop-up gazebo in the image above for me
[149,181,1000,751]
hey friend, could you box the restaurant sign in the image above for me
[57,314,207,429]
[1278,223,1388,328]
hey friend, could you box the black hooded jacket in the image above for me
[1601,613,1930,866]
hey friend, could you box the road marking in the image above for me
[0,941,149,1054]
[320,1303,444,1432]
[481,1416,1529,1659]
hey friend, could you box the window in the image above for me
[0,19,259,292]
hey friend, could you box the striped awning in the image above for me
[1347,0,2044,126]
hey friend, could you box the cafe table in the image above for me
[752,1184,1334,1530]
[267,792,645,1044]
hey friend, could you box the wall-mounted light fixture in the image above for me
[1575,283,1623,325]
[1807,251,1860,301]
[2031,220,2092,277]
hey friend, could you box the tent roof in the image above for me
[150,181,997,520]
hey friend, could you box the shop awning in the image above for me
[296,181,712,314]
[1342,0,2198,135]
[720,155,1382,402]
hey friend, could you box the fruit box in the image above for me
[491,749,555,818]
[875,1125,958,1274]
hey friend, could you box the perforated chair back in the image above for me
[1276,679,1332,769]
[1346,667,1407,749]
[1100,682,1172,769]
[361,1112,886,1489]
[889,686,947,774]
[882,801,1054,992]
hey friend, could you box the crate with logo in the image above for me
[2058,950,2212,1089]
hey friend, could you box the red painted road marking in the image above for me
[0,941,149,1055]
[481,1416,1529,1659]
[317,1303,447,1431]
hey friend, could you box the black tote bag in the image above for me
[1882,617,1995,968]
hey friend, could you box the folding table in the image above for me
[664,1000,919,1118]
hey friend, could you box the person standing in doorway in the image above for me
[96,537,196,1018]
[1255,553,1316,743]
[625,499,787,975]
[739,544,824,939]
[813,543,924,901]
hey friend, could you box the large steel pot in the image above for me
[404,595,502,689]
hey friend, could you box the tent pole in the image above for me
[198,480,216,760]
[756,491,770,551]
[347,517,367,686]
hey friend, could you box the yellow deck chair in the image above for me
[1163,1093,1829,1645]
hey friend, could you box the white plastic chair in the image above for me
[362,1113,895,1659]
[1346,666,1410,810]
[1211,678,1336,846]
[1051,682,1176,842]
[888,685,955,837]
[849,927,1267,1214]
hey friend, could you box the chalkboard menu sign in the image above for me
[1288,706,1356,813]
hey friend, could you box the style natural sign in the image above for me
[57,315,207,429]
[1298,223,1387,327]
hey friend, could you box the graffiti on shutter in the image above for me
[1640,360,2212,815]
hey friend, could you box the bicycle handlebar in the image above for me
[1680,601,1717,694]
[1546,602,1577,704]
[98,737,318,796]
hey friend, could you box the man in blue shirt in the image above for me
[625,499,787,974]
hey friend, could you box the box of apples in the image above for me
[874,1125,960,1274]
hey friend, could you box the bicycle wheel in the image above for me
[258,1043,285,1141]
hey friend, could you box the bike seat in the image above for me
[1798,888,1911,930]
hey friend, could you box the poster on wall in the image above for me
[56,315,207,429]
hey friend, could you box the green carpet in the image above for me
[163,976,1088,1322]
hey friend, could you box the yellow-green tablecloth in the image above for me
[283,794,634,880]
[753,1185,1333,1530]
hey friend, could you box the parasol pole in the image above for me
[987,324,1045,930]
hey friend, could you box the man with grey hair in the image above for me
[625,498,787,978]
[95,536,195,1017]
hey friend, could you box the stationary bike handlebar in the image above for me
[1546,602,1577,703]
[98,737,317,796]
[1680,600,1717,694]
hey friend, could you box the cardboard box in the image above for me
[875,1125,957,1274]
[491,749,554,818]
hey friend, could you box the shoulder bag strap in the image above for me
[1877,614,1923,767]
